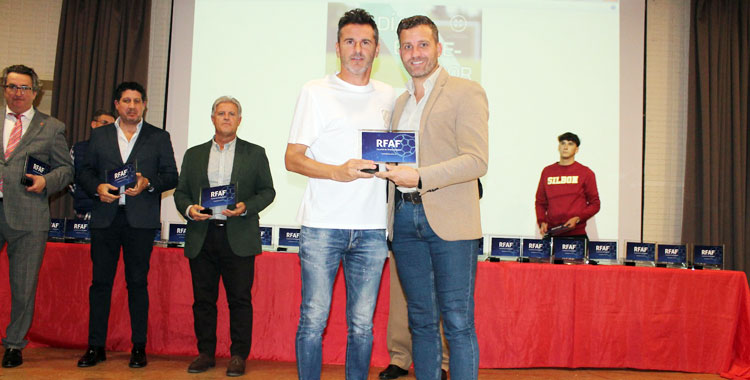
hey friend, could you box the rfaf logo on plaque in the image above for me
[361,131,417,163]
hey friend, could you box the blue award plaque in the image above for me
[522,238,551,263]
[552,238,585,264]
[168,223,187,246]
[25,156,50,175]
[107,163,136,188]
[693,245,723,269]
[22,155,50,186]
[490,237,521,261]
[154,228,162,243]
[260,225,273,248]
[625,242,656,266]
[656,244,687,268]
[278,227,301,252]
[48,218,65,241]
[588,241,618,265]
[201,184,237,208]
[65,219,90,242]
[361,131,417,163]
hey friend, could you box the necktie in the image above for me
[1,113,24,192]
[6,113,23,159]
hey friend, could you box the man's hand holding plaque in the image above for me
[222,201,246,217]
[22,155,51,193]
[123,172,150,197]
[335,159,379,181]
[375,164,419,187]
[188,205,212,220]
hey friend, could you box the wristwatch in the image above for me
[146,181,155,192]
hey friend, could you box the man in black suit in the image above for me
[76,82,178,368]
[174,96,275,376]
[1,64,73,368]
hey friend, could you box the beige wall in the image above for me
[0,0,62,114]
[0,0,172,127]
[0,0,690,243]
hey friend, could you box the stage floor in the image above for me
[0,347,723,379]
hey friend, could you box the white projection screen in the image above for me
[164,0,645,245]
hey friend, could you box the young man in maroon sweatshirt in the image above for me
[535,132,600,238]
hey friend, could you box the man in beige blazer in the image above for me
[376,15,488,380]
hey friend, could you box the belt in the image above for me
[398,191,422,204]
[210,219,227,228]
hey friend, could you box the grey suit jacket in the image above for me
[0,109,73,231]
[388,69,489,241]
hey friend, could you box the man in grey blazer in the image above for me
[174,96,275,376]
[377,16,489,380]
[0,64,73,368]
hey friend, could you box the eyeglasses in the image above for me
[2,84,34,94]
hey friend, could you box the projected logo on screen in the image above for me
[326,3,482,86]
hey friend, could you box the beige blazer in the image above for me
[387,69,489,241]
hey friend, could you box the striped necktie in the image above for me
[6,113,23,159]
[1,113,24,192]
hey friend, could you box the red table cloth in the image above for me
[0,243,748,377]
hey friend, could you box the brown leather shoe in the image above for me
[226,355,246,377]
[187,353,215,373]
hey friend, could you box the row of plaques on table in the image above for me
[48,218,302,252]
[49,219,188,247]
[477,237,724,270]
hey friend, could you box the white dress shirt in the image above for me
[395,66,443,193]
[114,117,143,205]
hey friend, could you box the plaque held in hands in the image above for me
[21,155,50,187]
[199,184,237,215]
[360,130,417,173]
[106,163,137,195]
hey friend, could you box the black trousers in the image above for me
[189,222,255,358]
[88,207,154,347]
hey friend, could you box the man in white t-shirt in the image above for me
[285,8,395,380]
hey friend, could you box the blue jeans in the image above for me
[392,201,479,380]
[295,227,388,380]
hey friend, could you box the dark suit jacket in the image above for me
[0,109,73,231]
[174,138,275,259]
[71,139,95,214]
[77,122,178,229]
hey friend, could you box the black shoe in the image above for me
[77,346,106,367]
[129,347,147,368]
[441,369,448,380]
[379,364,408,379]
[2,348,22,368]
[187,353,215,373]
[226,355,246,377]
